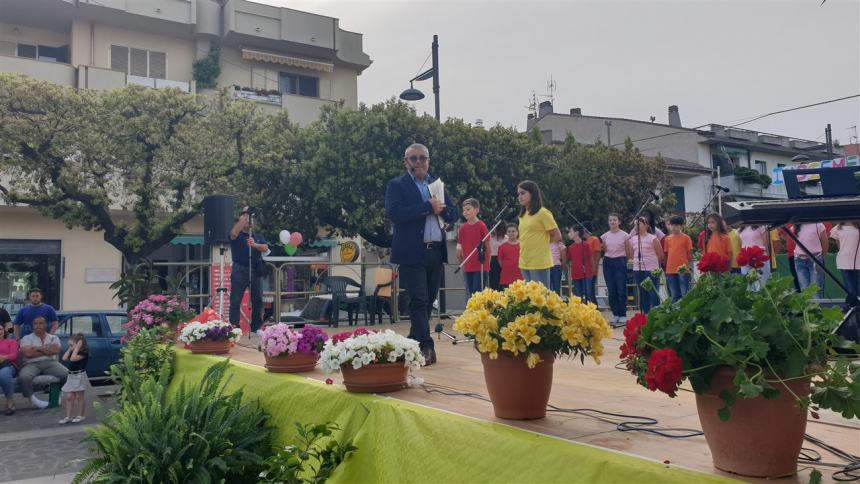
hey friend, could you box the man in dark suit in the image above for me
[385,143,457,365]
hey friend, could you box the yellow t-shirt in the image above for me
[729,229,741,268]
[518,207,558,270]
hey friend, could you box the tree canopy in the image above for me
[1,74,675,263]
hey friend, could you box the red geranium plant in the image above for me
[623,249,860,421]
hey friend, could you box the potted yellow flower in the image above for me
[454,280,611,419]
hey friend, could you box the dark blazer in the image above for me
[385,172,458,265]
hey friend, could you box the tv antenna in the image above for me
[526,76,558,118]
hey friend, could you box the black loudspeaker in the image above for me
[203,195,235,245]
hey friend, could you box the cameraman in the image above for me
[229,207,269,333]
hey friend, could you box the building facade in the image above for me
[0,0,372,124]
[0,0,372,313]
[527,102,841,216]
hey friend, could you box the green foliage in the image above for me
[192,46,221,89]
[107,328,174,407]
[0,74,264,266]
[734,166,773,188]
[541,136,675,234]
[75,360,275,484]
[258,422,357,484]
[633,271,858,420]
[109,260,186,310]
[250,99,550,247]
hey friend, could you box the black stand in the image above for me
[689,187,726,230]
[216,245,228,319]
[631,193,659,315]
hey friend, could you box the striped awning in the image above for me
[241,48,333,73]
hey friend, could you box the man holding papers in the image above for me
[385,143,458,365]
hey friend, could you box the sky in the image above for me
[264,0,860,145]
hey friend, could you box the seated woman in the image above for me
[0,321,18,415]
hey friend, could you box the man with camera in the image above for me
[229,207,269,334]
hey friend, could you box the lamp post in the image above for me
[400,35,440,121]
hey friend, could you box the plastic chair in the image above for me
[323,276,368,326]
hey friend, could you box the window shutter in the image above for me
[130,48,148,77]
[149,51,166,79]
[16,43,37,58]
[110,45,129,73]
[0,41,15,56]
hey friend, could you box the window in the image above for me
[671,186,686,213]
[754,161,767,176]
[16,43,36,58]
[110,45,167,79]
[13,43,68,63]
[279,72,319,98]
[106,315,128,336]
[58,315,101,337]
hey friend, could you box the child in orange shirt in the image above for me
[663,215,693,302]
[697,213,732,266]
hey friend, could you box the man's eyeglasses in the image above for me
[407,155,429,163]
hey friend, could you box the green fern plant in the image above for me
[75,361,274,483]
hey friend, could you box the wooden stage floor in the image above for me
[228,316,859,483]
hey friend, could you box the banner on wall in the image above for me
[782,155,860,182]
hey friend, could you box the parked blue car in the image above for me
[56,310,128,380]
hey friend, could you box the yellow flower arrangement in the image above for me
[453,280,611,368]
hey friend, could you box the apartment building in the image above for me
[0,0,372,312]
[527,102,845,215]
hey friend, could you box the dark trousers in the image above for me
[573,278,595,303]
[549,264,563,295]
[788,255,801,292]
[398,245,444,351]
[489,256,501,290]
[603,257,627,318]
[634,271,661,314]
[464,271,487,300]
[229,265,263,331]
[841,269,860,297]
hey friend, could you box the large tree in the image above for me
[538,135,675,233]
[0,74,265,266]
[250,99,551,247]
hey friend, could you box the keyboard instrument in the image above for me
[722,196,860,226]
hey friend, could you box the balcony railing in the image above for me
[0,55,76,87]
[127,75,192,93]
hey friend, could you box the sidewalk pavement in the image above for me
[0,384,116,483]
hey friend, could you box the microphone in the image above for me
[714,185,730,193]
[650,191,661,202]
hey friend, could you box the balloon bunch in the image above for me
[279,230,303,256]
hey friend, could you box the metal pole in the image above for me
[432,34,440,122]
[825,123,833,160]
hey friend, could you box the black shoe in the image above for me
[422,349,437,366]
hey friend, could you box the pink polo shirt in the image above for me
[739,226,767,249]
[831,225,860,270]
[601,230,629,258]
[795,223,826,258]
[629,233,660,271]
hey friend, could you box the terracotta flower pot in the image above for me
[481,351,555,420]
[264,352,318,373]
[695,366,810,477]
[188,339,231,355]
[340,362,408,393]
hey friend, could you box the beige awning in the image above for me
[241,48,333,73]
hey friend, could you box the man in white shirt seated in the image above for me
[18,316,68,409]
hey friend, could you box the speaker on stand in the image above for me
[203,195,235,319]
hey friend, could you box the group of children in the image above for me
[455,180,860,326]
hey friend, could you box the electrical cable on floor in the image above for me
[420,382,703,439]
[800,434,860,482]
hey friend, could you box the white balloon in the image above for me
[279,230,291,244]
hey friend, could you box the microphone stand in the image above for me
[630,192,659,315]
[441,202,511,344]
[247,212,255,335]
[557,202,587,299]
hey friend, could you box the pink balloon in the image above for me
[289,232,303,246]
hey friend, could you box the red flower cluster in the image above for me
[644,348,683,397]
[331,327,374,344]
[620,313,648,360]
[736,246,770,269]
[697,252,730,274]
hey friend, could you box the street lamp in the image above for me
[400,35,440,121]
